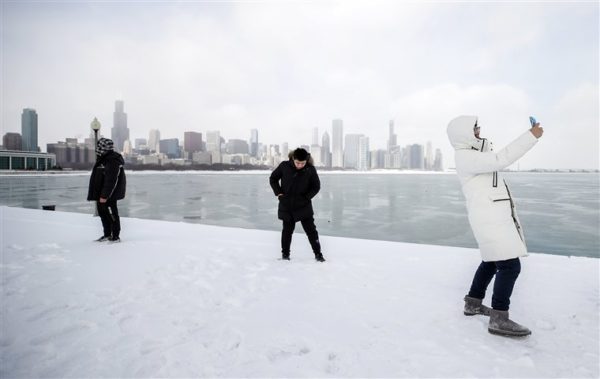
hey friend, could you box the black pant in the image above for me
[468,258,521,311]
[281,217,321,255]
[97,199,121,238]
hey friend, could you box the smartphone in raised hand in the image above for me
[529,116,537,127]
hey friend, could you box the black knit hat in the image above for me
[292,148,309,161]
[96,138,114,156]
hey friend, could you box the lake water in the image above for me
[1,171,598,258]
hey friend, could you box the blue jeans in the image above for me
[468,258,521,311]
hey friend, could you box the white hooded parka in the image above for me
[447,115,539,262]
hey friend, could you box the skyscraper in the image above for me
[387,119,398,153]
[206,131,221,164]
[111,100,130,152]
[425,141,434,170]
[332,119,343,168]
[312,127,319,146]
[3,133,22,151]
[409,144,425,169]
[135,138,147,149]
[434,149,444,171]
[21,108,38,152]
[184,131,203,159]
[344,134,363,169]
[281,142,289,158]
[250,129,259,157]
[310,145,323,167]
[226,139,249,154]
[358,136,370,171]
[385,119,401,169]
[159,139,180,159]
[322,131,331,168]
[148,129,160,153]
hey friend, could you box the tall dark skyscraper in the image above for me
[111,100,129,152]
[21,108,38,152]
[184,131,203,159]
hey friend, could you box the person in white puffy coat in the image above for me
[447,115,543,337]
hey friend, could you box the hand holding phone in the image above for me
[529,116,543,139]
[529,116,537,127]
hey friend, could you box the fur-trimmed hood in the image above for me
[447,115,483,151]
[288,151,315,166]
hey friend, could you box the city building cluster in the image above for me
[1,100,444,171]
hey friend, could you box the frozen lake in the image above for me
[1,171,598,258]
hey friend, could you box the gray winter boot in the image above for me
[488,309,532,337]
[463,296,491,316]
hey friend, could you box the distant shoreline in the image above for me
[1,169,598,177]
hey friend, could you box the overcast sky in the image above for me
[2,1,598,169]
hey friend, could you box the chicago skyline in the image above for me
[2,102,445,171]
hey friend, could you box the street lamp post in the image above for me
[90,118,101,217]
[91,117,101,160]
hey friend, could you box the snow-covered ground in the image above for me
[1,206,598,378]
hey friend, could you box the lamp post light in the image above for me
[91,117,101,155]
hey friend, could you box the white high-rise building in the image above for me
[371,149,385,169]
[332,119,343,168]
[206,131,221,152]
[312,127,319,146]
[434,148,444,171]
[387,119,398,153]
[322,131,331,168]
[282,142,289,158]
[206,131,221,164]
[344,134,363,169]
[148,129,160,153]
[310,145,323,167]
[425,141,434,170]
[122,139,133,156]
[358,136,370,171]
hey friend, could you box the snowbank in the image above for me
[1,206,598,378]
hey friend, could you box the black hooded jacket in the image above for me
[269,158,321,222]
[87,151,126,201]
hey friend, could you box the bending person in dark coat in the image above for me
[269,148,325,262]
[87,138,126,242]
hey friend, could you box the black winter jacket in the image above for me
[269,160,320,222]
[87,151,126,201]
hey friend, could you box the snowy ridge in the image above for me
[1,206,598,378]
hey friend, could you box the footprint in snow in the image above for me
[267,346,311,362]
[535,319,556,331]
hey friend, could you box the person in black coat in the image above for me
[87,138,126,242]
[269,148,325,262]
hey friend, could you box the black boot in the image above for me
[282,252,290,260]
[315,252,325,262]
